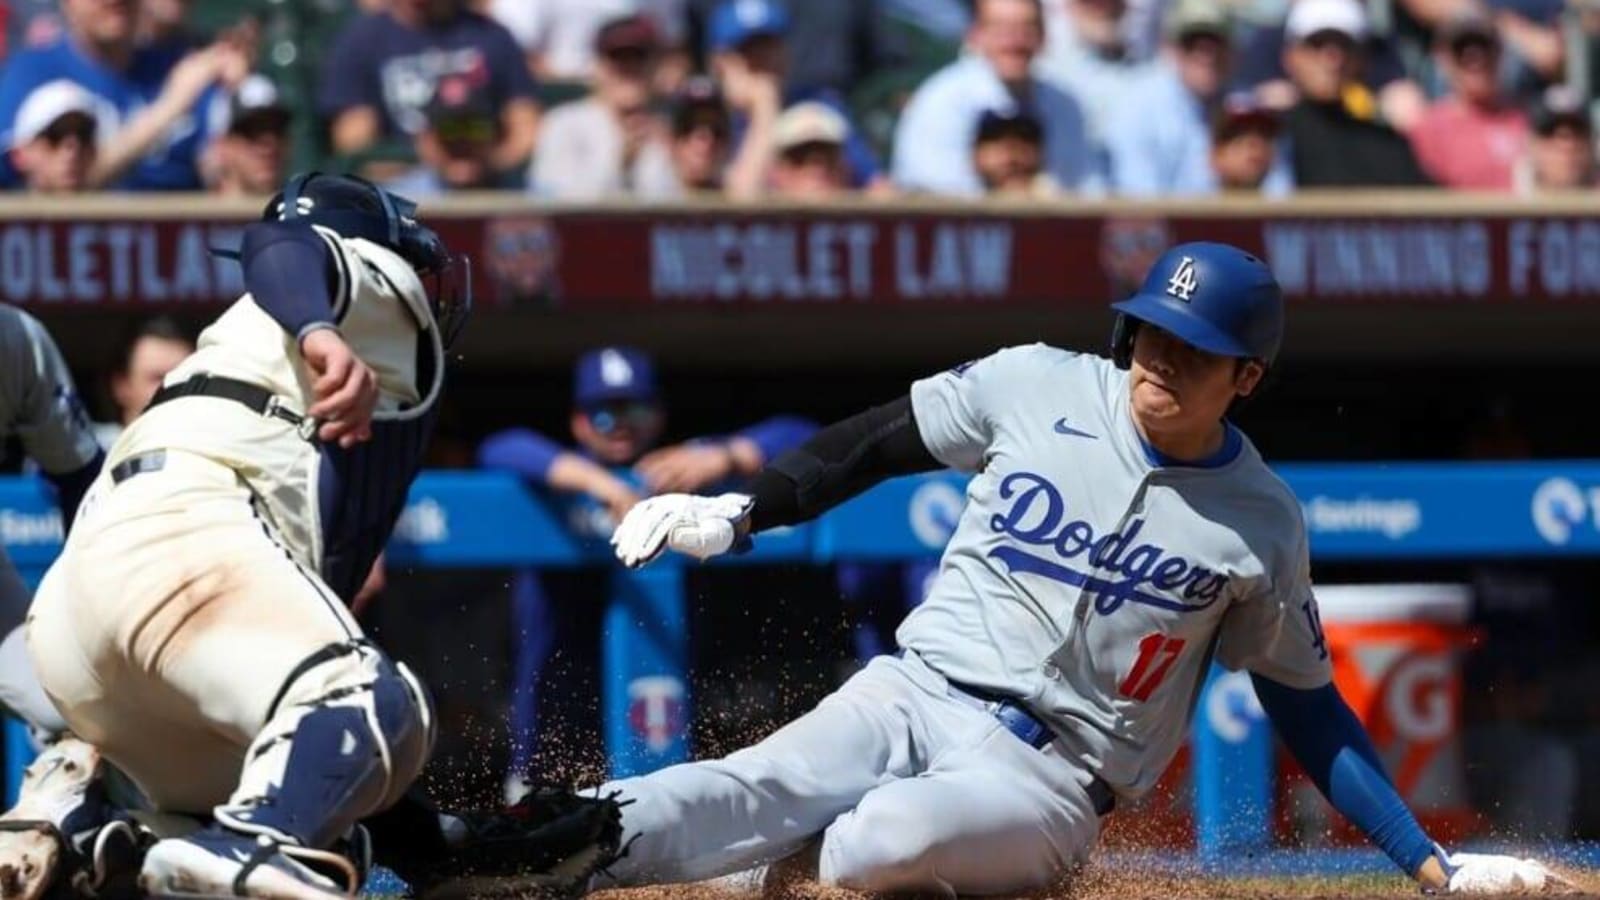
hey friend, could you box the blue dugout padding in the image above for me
[4,461,1600,844]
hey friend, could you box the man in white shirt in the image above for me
[1102,0,1294,195]
[891,0,1095,195]
[532,14,680,198]
[490,0,688,81]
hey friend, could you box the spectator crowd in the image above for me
[0,0,1595,199]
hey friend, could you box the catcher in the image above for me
[2,173,616,900]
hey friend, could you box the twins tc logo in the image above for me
[1166,255,1199,301]
[986,471,1229,614]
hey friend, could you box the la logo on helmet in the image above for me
[1166,256,1198,302]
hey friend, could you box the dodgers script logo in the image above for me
[987,472,1229,614]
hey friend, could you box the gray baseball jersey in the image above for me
[0,304,98,730]
[904,343,1331,797]
[0,305,99,477]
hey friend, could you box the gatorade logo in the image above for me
[1530,477,1592,546]
[1383,654,1453,744]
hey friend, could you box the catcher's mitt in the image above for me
[391,787,624,900]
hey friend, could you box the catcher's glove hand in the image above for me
[397,787,624,899]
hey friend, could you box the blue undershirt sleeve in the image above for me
[239,221,343,341]
[477,429,567,484]
[1252,674,1435,877]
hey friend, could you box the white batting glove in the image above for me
[610,493,754,568]
[1435,847,1569,894]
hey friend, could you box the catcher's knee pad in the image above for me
[217,641,435,850]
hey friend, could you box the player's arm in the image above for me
[479,428,638,522]
[611,395,939,566]
[1255,675,1565,892]
[745,397,936,530]
[1224,519,1565,894]
[634,416,819,494]
[1251,676,1442,885]
[238,221,377,446]
[3,309,103,527]
[612,348,1022,567]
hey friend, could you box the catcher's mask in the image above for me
[267,172,473,348]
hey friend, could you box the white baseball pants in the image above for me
[26,450,428,821]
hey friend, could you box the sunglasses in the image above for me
[1178,32,1227,53]
[603,45,657,66]
[675,116,730,140]
[1304,30,1356,51]
[41,115,95,145]
[587,402,658,435]
[1449,35,1499,59]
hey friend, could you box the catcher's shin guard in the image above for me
[215,641,434,851]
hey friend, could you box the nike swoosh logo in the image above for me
[1053,418,1098,439]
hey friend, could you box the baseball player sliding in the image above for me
[605,243,1565,896]
[1,174,616,900]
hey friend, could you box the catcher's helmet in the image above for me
[265,172,473,347]
[1110,242,1282,370]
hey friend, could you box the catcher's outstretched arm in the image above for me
[1251,675,1439,883]
[745,394,939,531]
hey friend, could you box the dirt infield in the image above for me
[592,864,1600,899]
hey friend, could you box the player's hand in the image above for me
[634,444,735,494]
[1432,847,1573,894]
[610,493,753,568]
[300,327,378,447]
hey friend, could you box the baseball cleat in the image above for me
[139,827,361,900]
[0,737,127,900]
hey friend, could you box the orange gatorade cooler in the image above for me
[1280,584,1481,844]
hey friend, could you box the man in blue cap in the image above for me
[702,0,887,194]
[692,0,908,99]
[478,346,814,797]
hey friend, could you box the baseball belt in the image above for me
[144,374,317,440]
[942,677,1117,817]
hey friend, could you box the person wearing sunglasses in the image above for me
[1277,0,1430,186]
[1405,13,1527,191]
[533,14,680,199]
[207,74,292,197]
[478,345,815,800]
[7,79,98,192]
[666,75,732,194]
[1105,0,1293,196]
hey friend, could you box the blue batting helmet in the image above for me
[1109,242,1283,370]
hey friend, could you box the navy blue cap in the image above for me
[706,0,790,53]
[574,346,659,409]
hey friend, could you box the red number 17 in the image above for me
[1119,633,1187,702]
